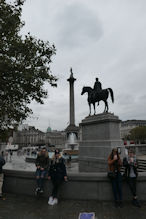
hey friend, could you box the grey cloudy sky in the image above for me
[21,0,146,131]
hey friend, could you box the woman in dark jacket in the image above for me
[48,149,67,205]
[123,149,141,207]
[35,147,49,194]
[108,148,122,207]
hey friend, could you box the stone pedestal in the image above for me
[79,113,123,172]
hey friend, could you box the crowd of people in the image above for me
[0,147,142,208]
[1,150,13,163]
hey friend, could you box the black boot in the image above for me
[119,200,123,208]
[114,200,119,208]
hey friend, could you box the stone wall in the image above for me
[3,169,146,201]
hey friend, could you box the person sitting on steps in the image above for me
[48,149,67,205]
[35,147,49,195]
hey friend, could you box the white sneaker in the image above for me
[49,198,58,206]
[48,196,53,205]
[49,198,56,206]
[36,187,40,192]
[35,187,40,196]
[53,198,58,205]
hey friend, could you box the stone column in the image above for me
[67,68,76,126]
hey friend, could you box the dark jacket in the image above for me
[35,154,50,170]
[49,157,67,180]
[0,156,5,174]
[123,157,138,178]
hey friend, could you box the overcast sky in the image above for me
[21,0,146,132]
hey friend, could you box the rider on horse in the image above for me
[93,78,102,105]
[94,78,102,92]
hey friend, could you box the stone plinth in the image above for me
[79,113,123,172]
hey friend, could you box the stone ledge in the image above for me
[3,169,146,181]
[3,169,146,201]
[3,169,108,181]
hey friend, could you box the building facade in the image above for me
[45,127,66,149]
[120,120,146,139]
[13,126,45,148]
[13,125,66,149]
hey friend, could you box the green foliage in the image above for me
[130,126,146,142]
[0,0,57,137]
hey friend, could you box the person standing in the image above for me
[35,147,49,194]
[108,148,123,208]
[1,151,4,158]
[5,151,8,163]
[67,155,72,168]
[123,149,141,207]
[0,154,5,198]
[48,149,67,205]
[9,150,13,162]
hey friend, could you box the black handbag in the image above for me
[107,171,116,179]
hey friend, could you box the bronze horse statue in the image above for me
[81,86,114,116]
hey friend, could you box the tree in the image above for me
[130,126,146,144]
[0,0,57,139]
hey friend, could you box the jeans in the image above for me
[127,177,137,197]
[35,169,47,190]
[111,172,122,201]
[51,178,63,198]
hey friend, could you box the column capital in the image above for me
[67,68,76,83]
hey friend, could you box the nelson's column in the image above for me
[65,68,79,149]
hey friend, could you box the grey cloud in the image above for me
[54,3,103,48]
[116,94,136,106]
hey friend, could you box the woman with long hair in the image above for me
[48,149,67,205]
[108,148,122,207]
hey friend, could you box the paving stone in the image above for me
[0,194,146,219]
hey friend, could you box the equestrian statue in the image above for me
[81,77,114,116]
